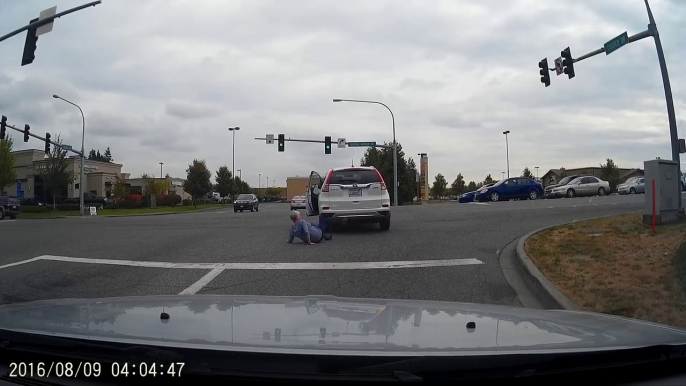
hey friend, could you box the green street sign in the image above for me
[347,141,377,147]
[604,31,628,55]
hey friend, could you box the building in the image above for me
[286,176,309,201]
[5,149,123,200]
[540,167,644,187]
[122,175,191,200]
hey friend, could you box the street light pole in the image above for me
[502,171,505,180]
[159,162,164,178]
[237,169,242,181]
[503,130,510,178]
[535,166,539,180]
[53,94,85,216]
[258,173,261,196]
[333,98,398,206]
[228,127,240,198]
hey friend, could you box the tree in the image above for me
[0,137,17,195]
[431,173,447,199]
[184,159,212,205]
[600,158,621,193]
[235,177,252,194]
[484,174,493,184]
[522,167,533,178]
[111,175,129,207]
[559,167,568,178]
[451,173,466,195]
[39,135,74,208]
[88,148,113,163]
[214,166,234,198]
[467,181,477,191]
[143,175,171,196]
[360,142,417,205]
[165,173,170,178]
[103,147,113,162]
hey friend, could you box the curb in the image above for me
[514,211,642,310]
[17,206,224,220]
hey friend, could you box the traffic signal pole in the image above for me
[0,1,101,43]
[0,119,82,156]
[254,136,393,148]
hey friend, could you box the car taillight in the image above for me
[373,168,387,190]
[322,206,330,210]
[321,170,332,192]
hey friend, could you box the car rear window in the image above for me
[329,170,380,184]
[237,194,253,199]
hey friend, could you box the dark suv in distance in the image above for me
[233,194,259,213]
[0,196,21,220]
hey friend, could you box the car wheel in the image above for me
[528,190,538,200]
[566,189,575,198]
[598,187,606,196]
[379,217,391,231]
[629,187,635,194]
[240,209,243,212]
[250,206,254,212]
[256,205,259,212]
[234,209,238,213]
[490,192,499,202]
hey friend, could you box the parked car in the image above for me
[617,177,645,195]
[458,183,494,203]
[306,166,391,230]
[0,196,21,220]
[290,196,307,210]
[20,198,44,206]
[233,194,259,212]
[548,176,610,198]
[544,175,580,198]
[474,178,543,202]
[65,192,109,207]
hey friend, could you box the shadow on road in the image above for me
[327,222,384,234]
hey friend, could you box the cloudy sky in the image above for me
[1,0,685,186]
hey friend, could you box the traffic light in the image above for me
[278,134,285,152]
[538,58,550,87]
[21,18,39,66]
[45,133,51,154]
[561,47,575,79]
[0,115,6,140]
[325,136,331,154]
[23,124,30,142]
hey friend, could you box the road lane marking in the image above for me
[0,257,41,270]
[179,268,224,295]
[13,255,483,270]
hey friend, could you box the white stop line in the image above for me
[0,255,484,295]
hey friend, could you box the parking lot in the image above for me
[0,194,656,306]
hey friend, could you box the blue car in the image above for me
[474,177,544,202]
[458,183,495,203]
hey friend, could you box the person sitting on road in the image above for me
[287,210,332,245]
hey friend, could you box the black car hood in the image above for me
[0,295,685,356]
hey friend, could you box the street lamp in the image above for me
[535,166,539,180]
[258,173,261,196]
[53,94,86,216]
[237,169,242,181]
[502,171,505,180]
[333,98,398,206]
[228,126,240,197]
[159,162,164,178]
[502,130,510,178]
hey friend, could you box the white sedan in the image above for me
[290,196,307,210]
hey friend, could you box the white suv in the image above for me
[305,166,391,230]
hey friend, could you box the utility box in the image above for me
[643,159,680,225]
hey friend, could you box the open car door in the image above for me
[306,171,322,216]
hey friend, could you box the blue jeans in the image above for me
[317,214,329,234]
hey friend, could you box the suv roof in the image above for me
[330,166,376,172]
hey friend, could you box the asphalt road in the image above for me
[0,194,653,306]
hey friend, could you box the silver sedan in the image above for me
[548,176,611,198]
[617,177,645,195]
[290,196,307,210]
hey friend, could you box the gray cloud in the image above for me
[0,0,684,185]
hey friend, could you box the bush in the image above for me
[122,194,143,209]
[155,194,182,207]
[182,199,192,206]
[104,203,118,210]
[21,206,48,213]
[55,204,80,211]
